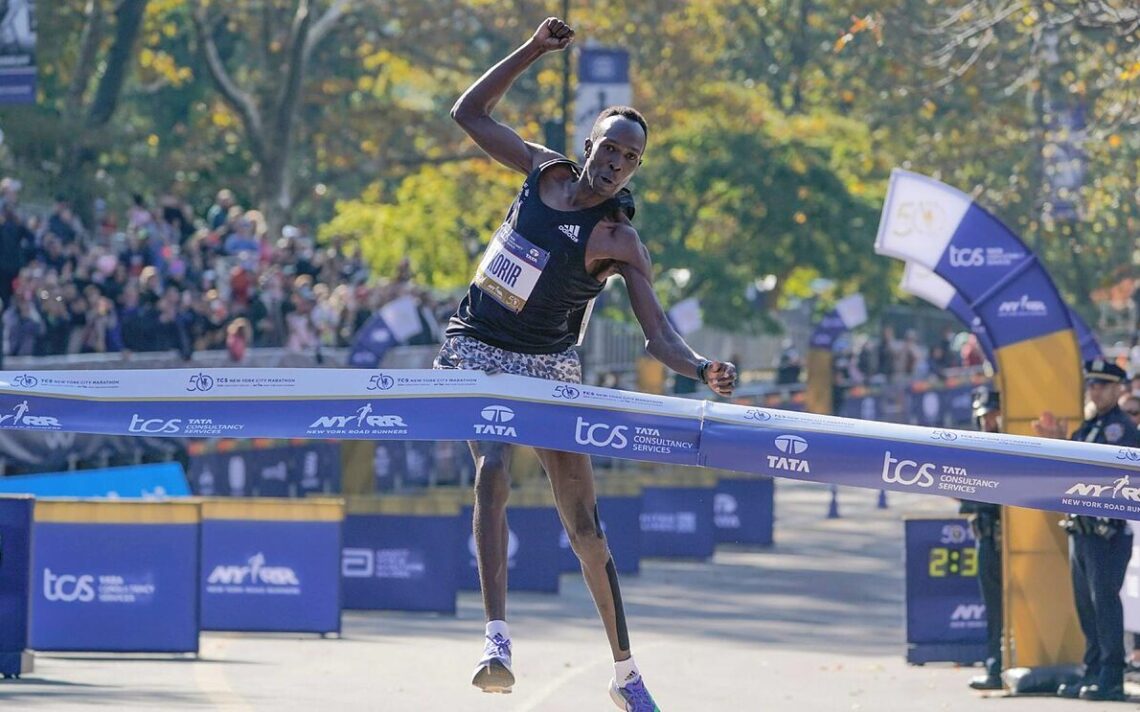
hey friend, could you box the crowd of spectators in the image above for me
[0,178,448,361]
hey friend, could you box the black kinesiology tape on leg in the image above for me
[606,557,630,652]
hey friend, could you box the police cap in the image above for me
[971,386,1000,418]
[1084,359,1127,384]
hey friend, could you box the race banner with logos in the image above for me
[200,517,341,634]
[875,168,1087,668]
[29,501,199,653]
[4,368,1140,520]
[342,512,462,613]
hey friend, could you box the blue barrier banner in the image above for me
[559,494,642,575]
[640,486,715,560]
[0,497,33,674]
[0,462,189,498]
[714,477,774,546]
[200,520,340,634]
[904,518,987,664]
[30,521,199,652]
[342,514,460,613]
[5,368,1140,520]
[460,505,562,593]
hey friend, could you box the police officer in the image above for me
[962,386,1003,691]
[1034,359,1140,702]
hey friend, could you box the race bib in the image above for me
[474,223,550,313]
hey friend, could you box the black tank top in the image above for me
[446,160,624,354]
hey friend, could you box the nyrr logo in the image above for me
[367,373,395,391]
[767,434,809,473]
[185,372,215,392]
[206,553,300,587]
[309,403,407,431]
[1065,474,1140,502]
[11,374,38,388]
[950,603,986,622]
[0,400,61,429]
[128,414,182,434]
[474,404,517,437]
[43,569,95,603]
[574,417,629,449]
[997,294,1047,317]
[881,451,935,488]
[948,246,984,267]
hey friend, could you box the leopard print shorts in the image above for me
[433,335,582,384]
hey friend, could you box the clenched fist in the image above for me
[530,17,575,53]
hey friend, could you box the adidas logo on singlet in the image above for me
[558,224,581,242]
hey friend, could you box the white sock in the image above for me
[614,657,639,685]
[486,620,510,640]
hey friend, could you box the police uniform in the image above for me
[962,387,1003,690]
[1057,360,1140,702]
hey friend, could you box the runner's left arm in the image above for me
[613,225,737,396]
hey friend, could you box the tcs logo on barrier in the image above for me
[43,568,95,603]
[574,417,628,450]
[948,246,984,267]
[881,450,935,488]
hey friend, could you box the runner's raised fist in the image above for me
[530,17,575,52]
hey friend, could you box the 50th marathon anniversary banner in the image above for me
[2,368,1140,520]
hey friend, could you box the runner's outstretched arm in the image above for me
[612,223,737,396]
[451,17,573,175]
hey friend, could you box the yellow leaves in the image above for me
[138,48,192,87]
[833,13,883,53]
[1121,61,1140,82]
[359,139,378,155]
[920,100,937,120]
[211,110,234,128]
[793,211,808,225]
[1108,134,1122,149]
[146,134,160,148]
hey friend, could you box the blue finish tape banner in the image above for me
[30,522,199,653]
[4,368,1140,520]
[201,519,340,634]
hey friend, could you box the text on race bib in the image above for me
[474,223,550,314]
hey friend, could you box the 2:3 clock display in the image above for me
[928,546,978,577]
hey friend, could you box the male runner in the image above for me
[436,16,737,712]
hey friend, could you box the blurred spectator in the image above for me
[775,338,802,385]
[0,201,33,307]
[876,325,898,379]
[47,196,83,246]
[960,333,986,368]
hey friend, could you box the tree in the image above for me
[191,0,354,237]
